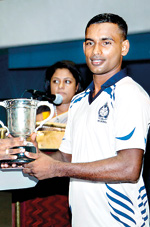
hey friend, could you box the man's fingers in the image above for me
[24,151,38,159]
[1,162,24,169]
[0,147,25,160]
[30,132,38,147]
[8,147,25,154]
[0,151,17,160]
[5,149,9,155]
[30,132,37,142]
[1,163,9,168]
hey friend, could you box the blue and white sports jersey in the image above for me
[59,69,150,227]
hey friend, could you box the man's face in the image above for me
[83,22,129,77]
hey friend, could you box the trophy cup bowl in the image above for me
[0,98,54,164]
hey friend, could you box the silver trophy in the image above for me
[0,98,54,163]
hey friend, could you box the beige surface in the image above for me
[36,121,66,128]
[36,122,66,149]
[37,130,65,149]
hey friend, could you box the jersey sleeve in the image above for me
[114,84,150,152]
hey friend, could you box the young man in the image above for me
[23,13,150,226]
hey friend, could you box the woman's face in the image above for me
[50,68,78,104]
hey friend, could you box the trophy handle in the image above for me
[0,120,10,136]
[0,101,10,136]
[34,101,54,133]
[0,101,6,108]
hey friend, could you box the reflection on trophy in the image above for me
[0,98,54,163]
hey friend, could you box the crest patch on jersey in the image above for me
[98,102,109,123]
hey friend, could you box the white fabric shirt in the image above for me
[59,69,150,227]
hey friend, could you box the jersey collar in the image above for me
[87,68,127,104]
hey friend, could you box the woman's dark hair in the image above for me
[44,60,83,95]
[85,13,128,40]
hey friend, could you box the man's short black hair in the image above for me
[85,13,128,40]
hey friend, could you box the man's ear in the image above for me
[121,40,130,56]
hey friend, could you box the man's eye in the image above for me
[103,41,111,46]
[85,41,93,46]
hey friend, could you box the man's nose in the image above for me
[93,43,102,55]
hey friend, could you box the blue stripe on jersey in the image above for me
[139,185,145,193]
[88,69,127,104]
[106,184,137,226]
[110,212,131,227]
[106,184,148,226]
[101,68,127,90]
[143,215,148,222]
[104,85,116,108]
[106,184,133,204]
[138,186,148,222]
[108,202,136,224]
[70,90,90,108]
[104,85,116,100]
[116,128,135,140]
[106,193,134,214]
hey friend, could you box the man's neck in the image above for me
[93,68,121,97]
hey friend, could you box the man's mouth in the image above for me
[91,58,104,66]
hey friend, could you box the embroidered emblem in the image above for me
[98,103,109,123]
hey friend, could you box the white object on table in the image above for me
[0,169,38,190]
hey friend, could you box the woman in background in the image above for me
[36,60,83,123]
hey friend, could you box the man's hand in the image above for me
[23,151,60,180]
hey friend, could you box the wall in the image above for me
[0,0,150,48]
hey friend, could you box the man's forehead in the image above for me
[85,23,122,39]
[86,22,119,32]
